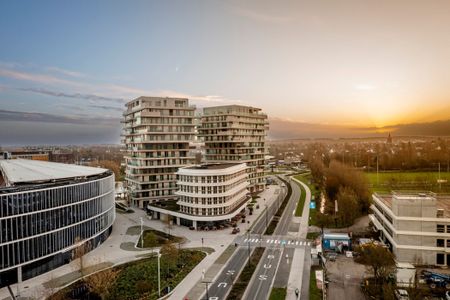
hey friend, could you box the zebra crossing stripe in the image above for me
[307,242,311,246]
[295,241,299,245]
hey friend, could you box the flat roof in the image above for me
[0,159,108,185]
[184,163,243,170]
[374,193,450,218]
[323,233,351,240]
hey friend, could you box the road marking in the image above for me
[268,254,275,259]
[218,282,227,288]
[226,270,235,275]
[244,238,248,242]
[269,239,273,244]
[209,298,219,300]
[307,242,311,246]
[288,240,291,245]
[259,274,268,281]
[295,241,299,245]
[263,264,272,269]
[266,239,270,243]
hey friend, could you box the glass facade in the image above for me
[0,173,115,287]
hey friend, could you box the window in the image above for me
[437,209,444,218]
[447,225,450,233]
[447,240,450,248]
[437,239,445,247]
[437,253,445,265]
[437,225,445,233]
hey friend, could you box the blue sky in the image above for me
[1,0,450,145]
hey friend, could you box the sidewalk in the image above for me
[286,178,311,300]
[0,184,282,300]
[175,184,283,300]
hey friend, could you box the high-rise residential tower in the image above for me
[198,105,268,192]
[122,97,196,208]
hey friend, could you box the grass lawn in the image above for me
[269,287,287,300]
[227,247,265,299]
[137,229,183,248]
[366,171,450,192]
[294,181,306,216]
[294,174,321,224]
[51,250,205,300]
[310,266,323,300]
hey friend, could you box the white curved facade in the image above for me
[176,163,249,217]
[0,160,115,288]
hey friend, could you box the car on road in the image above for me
[232,227,240,234]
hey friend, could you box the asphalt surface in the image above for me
[243,179,301,300]
[204,180,286,300]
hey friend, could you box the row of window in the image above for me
[178,178,247,194]
[0,209,114,270]
[179,195,247,216]
[0,194,111,244]
[177,171,247,184]
[0,175,113,218]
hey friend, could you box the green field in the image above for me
[269,287,287,300]
[366,171,450,192]
[294,174,321,224]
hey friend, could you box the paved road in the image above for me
[244,178,301,300]
[204,180,286,300]
[236,234,310,249]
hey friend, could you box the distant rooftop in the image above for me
[184,163,242,170]
[0,159,108,185]
[374,192,450,218]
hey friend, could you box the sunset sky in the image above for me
[1,0,450,144]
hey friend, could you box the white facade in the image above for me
[122,97,196,208]
[198,105,268,193]
[176,163,249,217]
[0,161,115,288]
[370,192,450,266]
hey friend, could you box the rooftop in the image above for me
[184,163,242,170]
[0,159,109,185]
[374,192,450,218]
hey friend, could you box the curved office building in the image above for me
[0,159,115,288]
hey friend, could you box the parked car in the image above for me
[232,228,240,234]
[394,289,409,300]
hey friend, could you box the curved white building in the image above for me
[148,163,250,229]
[0,159,115,288]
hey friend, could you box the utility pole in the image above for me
[140,217,144,248]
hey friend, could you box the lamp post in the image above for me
[157,252,161,297]
[202,280,211,300]
[247,230,251,267]
[140,217,144,248]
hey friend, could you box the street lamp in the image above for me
[202,280,211,300]
[140,217,144,248]
[157,252,161,297]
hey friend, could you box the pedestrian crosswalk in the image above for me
[240,236,311,248]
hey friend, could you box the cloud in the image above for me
[18,87,125,103]
[45,66,86,78]
[233,7,292,24]
[89,105,123,112]
[0,109,120,126]
[0,68,77,86]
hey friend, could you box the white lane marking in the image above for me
[244,238,248,243]
[259,275,268,281]
[218,282,227,288]
[307,242,311,246]
[269,240,274,244]
[295,241,299,245]
[266,239,270,243]
[288,241,291,245]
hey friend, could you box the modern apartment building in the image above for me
[0,159,115,288]
[122,97,196,208]
[198,105,268,193]
[370,192,450,266]
[147,163,250,229]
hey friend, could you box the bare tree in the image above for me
[73,237,89,276]
[86,268,119,299]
